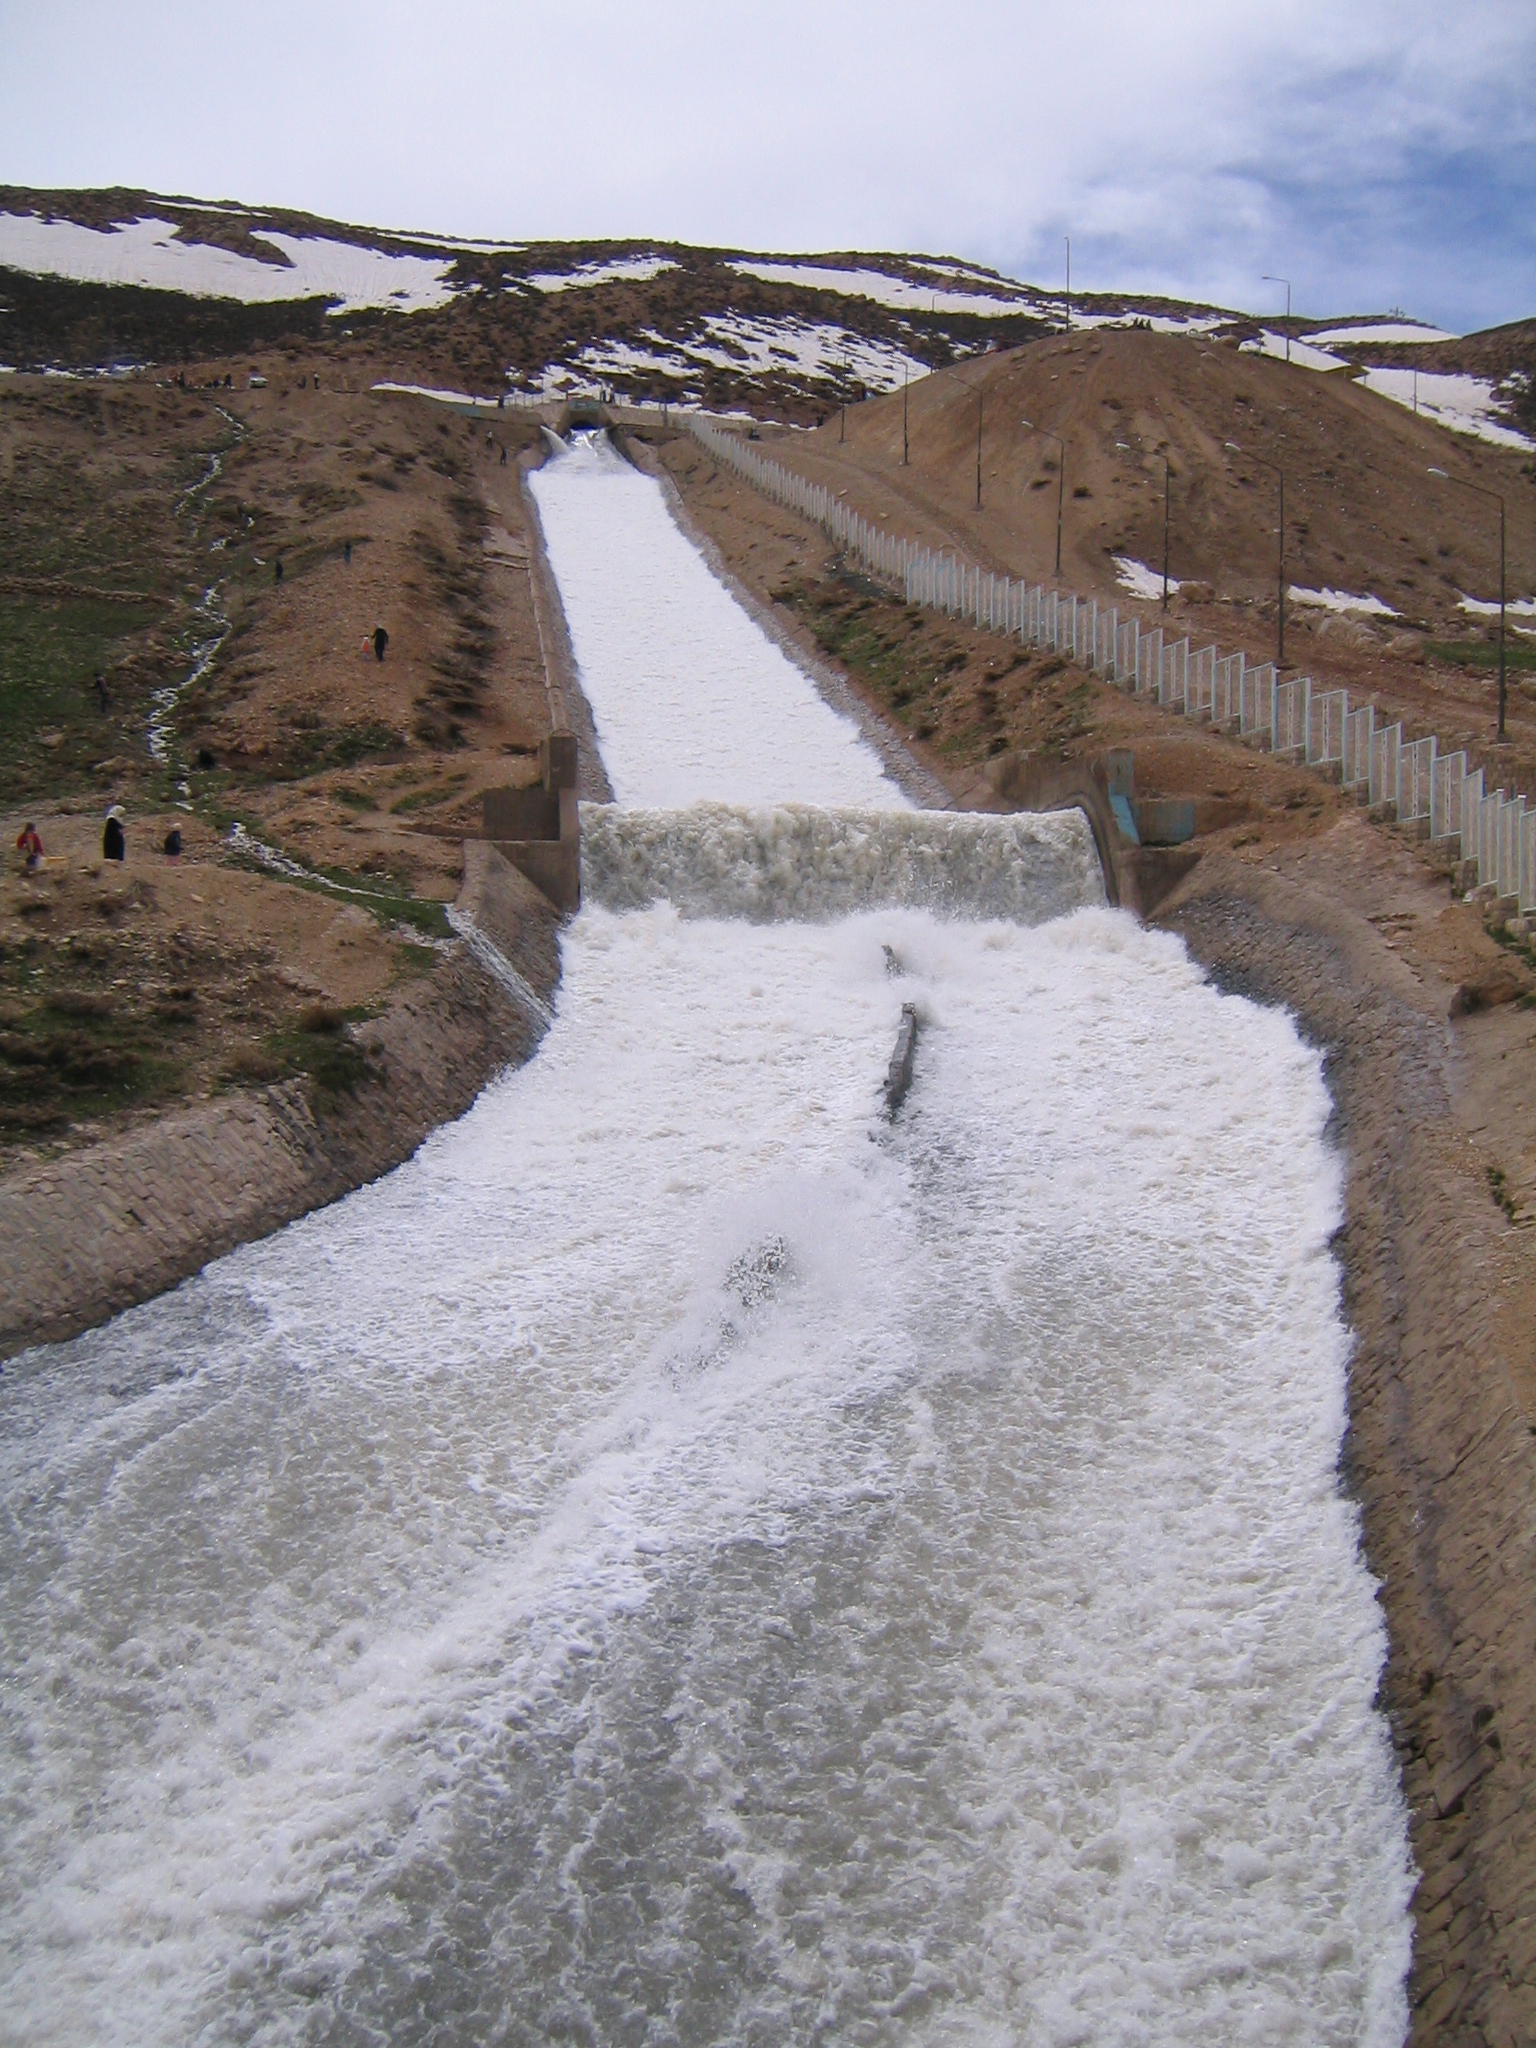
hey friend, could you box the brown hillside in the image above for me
[779,328,1534,621]
[747,329,1536,788]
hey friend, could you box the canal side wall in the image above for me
[0,908,556,1360]
[1160,851,1536,2046]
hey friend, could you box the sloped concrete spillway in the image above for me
[0,430,1411,2045]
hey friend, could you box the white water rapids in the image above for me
[0,431,1411,2044]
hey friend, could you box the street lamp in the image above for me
[1226,440,1286,665]
[1022,416,1065,577]
[1430,466,1507,739]
[903,361,909,467]
[1064,236,1071,335]
[1262,275,1292,364]
[929,364,986,508]
[1117,439,1173,611]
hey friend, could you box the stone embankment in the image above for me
[1160,844,1536,2048]
[1,851,558,1358]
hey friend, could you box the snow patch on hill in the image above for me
[1071,309,1225,336]
[1239,329,1348,373]
[1114,556,1179,601]
[1361,368,1533,451]
[730,260,1035,318]
[0,212,460,313]
[1459,594,1536,618]
[524,256,678,293]
[1309,322,1458,346]
[1289,587,1399,617]
[548,313,925,398]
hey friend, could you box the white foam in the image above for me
[0,212,460,314]
[581,802,1103,923]
[0,405,1412,2047]
[528,430,904,807]
[0,904,1412,2045]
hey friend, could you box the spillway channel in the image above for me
[0,430,1411,2045]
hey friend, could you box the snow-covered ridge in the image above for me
[1307,322,1458,346]
[1239,328,1351,373]
[524,255,678,293]
[1234,325,1532,451]
[730,260,1036,318]
[547,313,924,398]
[1070,309,1225,336]
[1359,367,1532,452]
[0,212,460,314]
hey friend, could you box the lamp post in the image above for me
[930,364,985,508]
[903,362,909,467]
[1117,437,1173,611]
[1262,275,1292,364]
[1064,236,1071,335]
[1226,440,1286,665]
[1430,466,1507,738]
[1022,416,1065,577]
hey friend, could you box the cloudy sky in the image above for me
[2,0,1531,332]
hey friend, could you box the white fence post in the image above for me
[1343,703,1374,790]
[1307,687,1347,773]
[1500,796,1524,898]
[1399,736,1436,830]
[1431,750,1466,844]
[1462,766,1484,866]
[1162,638,1189,713]
[1480,786,1500,888]
[1369,724,1402,811]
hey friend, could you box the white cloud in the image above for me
[0,1,1530,331]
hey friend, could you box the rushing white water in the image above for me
[529,430,903,809]
[0,431,1412,2046]
[581,802,1104,924]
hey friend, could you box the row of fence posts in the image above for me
[689,418,1536,914]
